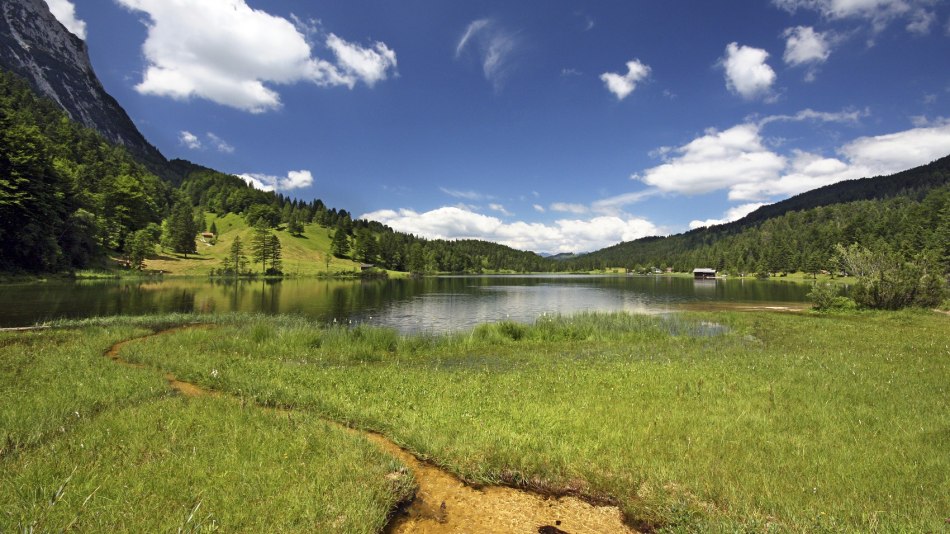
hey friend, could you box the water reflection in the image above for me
[0,275,814,332]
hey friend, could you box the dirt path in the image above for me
[104,327,637,534]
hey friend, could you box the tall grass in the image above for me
[0,318,413,532]
[116,310,950,531]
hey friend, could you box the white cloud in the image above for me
[783,26,831,68]
[206,132,234,153]
[361,206,660,254]
[721,43,777,100]
[906,8,936,33]
[533,204,546,213]
[116,0,397,112]
[839,121,950,173]
[455,19,519,90]
[757,107,868,127]
[325,33,398,88]
[600,59,651,100]
[689,203,768,229]
[205,132,232,153]
[44,0,86,40]
[178,130,201,150]
[773,0,937,33]
[591,189,662,215]
[440,187,490,201]
[488,203,513,216]
[639,123,787,197]
[637,117,950,202]
[239,169,314,192]
[550,202,588,214]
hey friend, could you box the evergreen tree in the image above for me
[287,216,304,236]
[166,197,198,256]
[331,228,349,258]
[224,235,247,275]
[250,221,270,273]
[266,234,283,274]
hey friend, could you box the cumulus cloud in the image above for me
[639,123,786,197]
[178,130,201,150]
[721,43,776,100]
[783,26,831,74]
[600,59,651,100]
[455,18,519,90]
[638,118,950,201]
[689,203,768,229]
[44,0,86,39]
[533,204,546,213]
[116,0,397,112]
[361,206,659,254]
[773,0,937,33]
[239,170,314,192]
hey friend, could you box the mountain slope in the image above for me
[570,156,950,274]
[0,0,168,176]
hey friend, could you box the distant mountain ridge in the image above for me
[0,0,168,174]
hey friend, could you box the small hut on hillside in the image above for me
[692,268,716,280]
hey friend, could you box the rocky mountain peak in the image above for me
[0,0,168,175]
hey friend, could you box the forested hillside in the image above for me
[0,71,170,271]
[567,159,950,276]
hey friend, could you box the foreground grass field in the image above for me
[0,318,412,532]
[2,310,948,531]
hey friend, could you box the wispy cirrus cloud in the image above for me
[178,131,235,153]
[116,0,397,113]
[455,18,520,91]
[440,187,493,201]
[773,0,940,34]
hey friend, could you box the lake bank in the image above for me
[2,310,947,531]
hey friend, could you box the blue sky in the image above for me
[48,0,950,253]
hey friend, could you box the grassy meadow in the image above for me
[2,310,947,531]
[137,212,366,277]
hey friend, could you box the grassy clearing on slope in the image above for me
[142,212,362,276]
[0,318,412,532]
[120,310,950,532]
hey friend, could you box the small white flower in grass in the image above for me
[211,369,219,378]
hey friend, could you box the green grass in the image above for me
[0,318,412,532]
[143,212,363,276]
[115,310,949,532]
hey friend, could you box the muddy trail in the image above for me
[104,326,637,534]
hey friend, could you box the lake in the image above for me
[0,275,815,332]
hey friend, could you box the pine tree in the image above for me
[331,228,349,258]
[250,221,270,273]
[266,234,282,274]
[167,197,197,256]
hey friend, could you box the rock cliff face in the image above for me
[0,0,168,174]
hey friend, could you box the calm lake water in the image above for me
[0,275,814,332]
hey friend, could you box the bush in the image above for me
[807,284,856,312]
[835,244,947,310]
